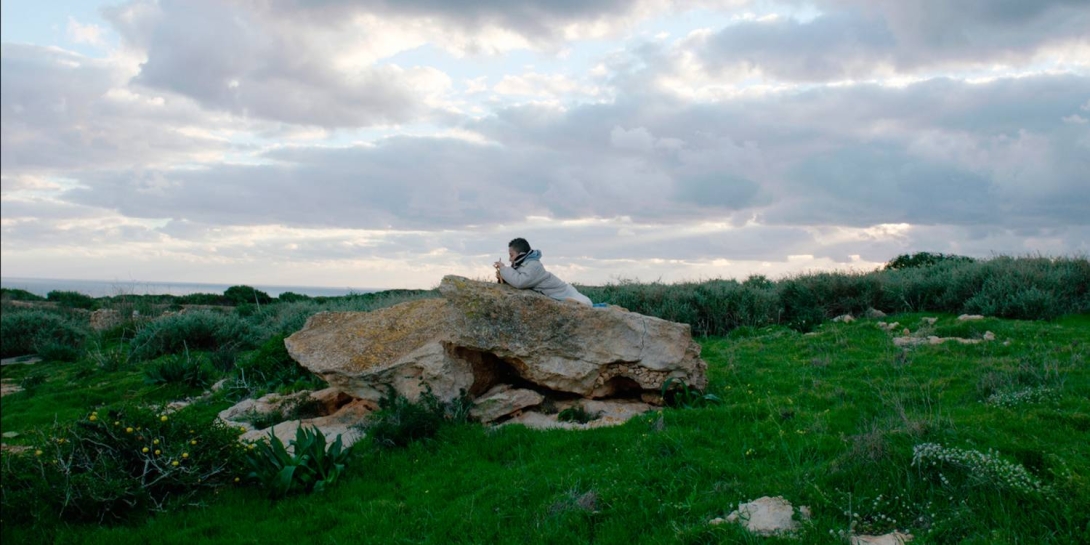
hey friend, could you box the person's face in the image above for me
[508,247,519,263]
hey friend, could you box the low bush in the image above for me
[233,333,323,395]
[143,352,216,389]
[224,285,273,306]
[556,404,600,424]
[660,378,721,409]
[245,425,352,499]
[363,386,474,448]
[0,288,45,302]
[886,252,976,270]
[130,310,264,361]
[46,290,97,310]
[0,405,247,525]
[0,310,89,359]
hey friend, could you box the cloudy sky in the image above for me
[2,0,1088,289]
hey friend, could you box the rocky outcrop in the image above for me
[286,276,708,420]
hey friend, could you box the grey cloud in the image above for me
[104,0,444,128]
[0,43,238,176]
[691,1,1090,82]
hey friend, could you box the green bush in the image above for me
[234,334,323,394]
[224,285,273,306]
[0,405,247,524]
[173,292,229,306]
[0,288,45,301]
[245,425,352,499]
[886,252,976,270]
[143,353,216,389]
[557,404,600,424]
[661,378,721,409]
[46,290,97,310]
[130,311,263,361]
[363,386,474,448]
[0,310,88,359]
[277,291,311,303]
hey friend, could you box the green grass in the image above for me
[3,312,1087,543]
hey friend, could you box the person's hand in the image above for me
[493,260,504,270]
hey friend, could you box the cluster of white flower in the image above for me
[912,443,1051,496]
[984,386,1057,408]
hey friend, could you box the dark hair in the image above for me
[508,238,531,254]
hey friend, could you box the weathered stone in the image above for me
[284,299,476,403]
[711,496,810,536]
[470,385,544,423]
[851,531,914,545]
[89,309,123,331]
[0,379,23,397]
[957,314,984,321]
[503,399,654,430]
[286,276,707,403]
[921,317,938,325]
[983,331,996,341]
[241,399,373,450]
[864,308,887,318]
[832,314,855,323]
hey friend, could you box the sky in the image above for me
[1,0,1088,290]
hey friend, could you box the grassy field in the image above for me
[3,312,1087,544]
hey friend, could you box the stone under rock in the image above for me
[503,399,655,430]
[851,531,914,545]
[240,399,373,450]
[470,384,544,423]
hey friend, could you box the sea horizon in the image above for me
[0,276,382,298]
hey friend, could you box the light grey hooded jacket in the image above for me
[499,250,592,306]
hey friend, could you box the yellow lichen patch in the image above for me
[291,299,453,373]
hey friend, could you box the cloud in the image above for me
[672,0,1090,85]
[66,17,107,47]
[0,43,239,177]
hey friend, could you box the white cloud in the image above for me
[66,17,106,47]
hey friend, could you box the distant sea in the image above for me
[0,277,377,298]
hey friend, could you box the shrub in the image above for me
[224,285,273,306]
[245,425,352,499]
[130,310,263,361]
[174,292,229,306]
[886,252,976,270]
[0,310,89,359]
[912,442,1052,497]
[277,291,311,303]
[144,352,215,389]
[0,288,45,301]
[234,333,323,394]
[661,378,721,409]
[46,290,97,310]
[363,386,474,448]
[557,404,600,424]
[0,405,247,524]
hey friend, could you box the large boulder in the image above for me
[285,276,707,405]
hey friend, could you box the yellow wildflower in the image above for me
[171,461,179,467]
[153,439,159,445]
[154,449,161,455]
[89,415,97,422]
[182,452,189,458]
[35,450,42,456]
[126,427,134,433]
[160,416,168,422]
[142,447,149,453]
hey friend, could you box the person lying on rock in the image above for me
[493,238,593,306]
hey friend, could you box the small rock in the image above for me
[901,328,910,336]
[921,317,938,325]
[864,308,887,319]
[957,314,984,321]
[716,496,809,536]
[210,378,228,392]
[851,531,914,545]
[832,314,855,323]
[983,331,996,341]
[470,385,545,423]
